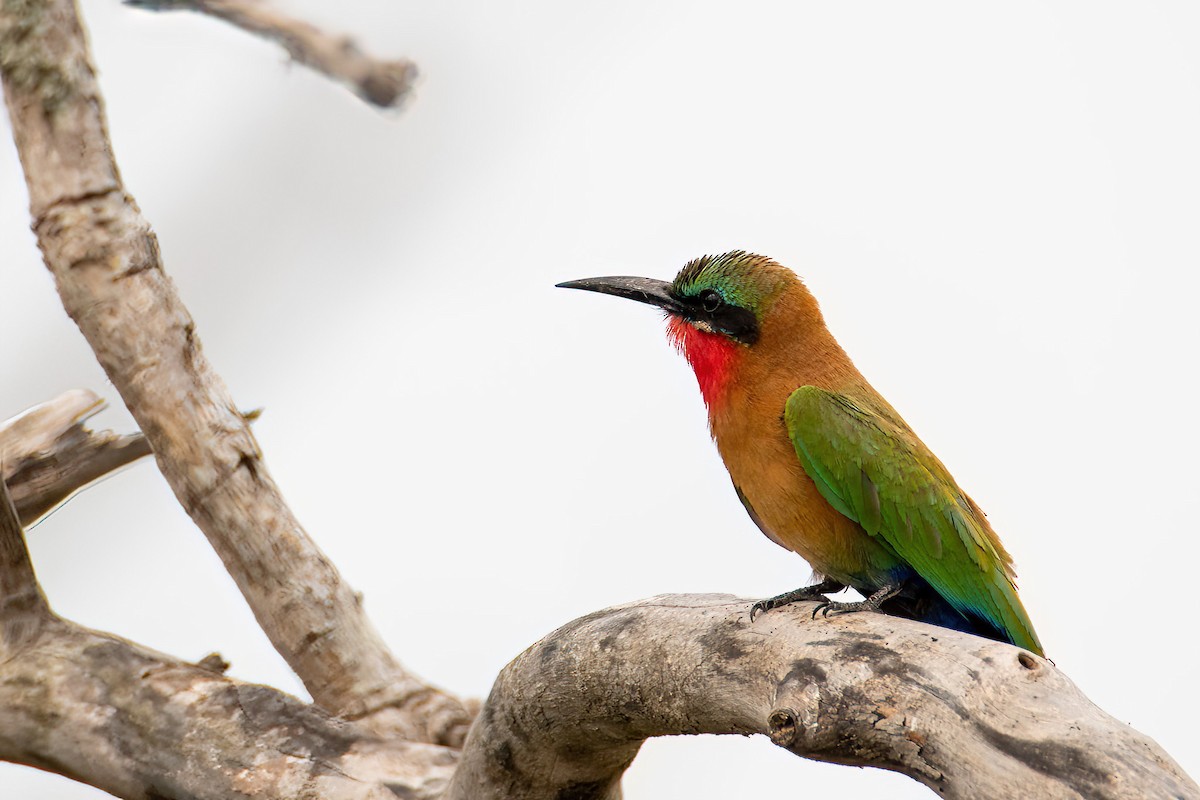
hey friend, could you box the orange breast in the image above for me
[706,329,902,587]
[711,394,877,583]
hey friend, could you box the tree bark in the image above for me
[0,618,457,800]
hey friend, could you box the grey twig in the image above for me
[126,0,417,108]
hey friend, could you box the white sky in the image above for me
[1,1,1198,797]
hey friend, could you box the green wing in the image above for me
[785,385,1042,654]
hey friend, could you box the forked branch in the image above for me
[0,0,469,745]
[0,397,458,797]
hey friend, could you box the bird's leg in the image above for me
[750,579,845,621]
[812,582,903,619]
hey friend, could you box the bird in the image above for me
[557,251,1043,655]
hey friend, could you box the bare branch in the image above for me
[125,0,417,108]
[0,395,457,798]
[0,617,456,800]
[0,0,469,745]
[1,389,151,526]
[448,594,1199,800]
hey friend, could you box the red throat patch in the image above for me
[666,317,741,411]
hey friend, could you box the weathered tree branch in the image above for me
[0,617,457,800]
[0,389,151,526]
[125,0,417,108]
[0,465,455,799]
[448,594,1200,800]
[0,0,469,745]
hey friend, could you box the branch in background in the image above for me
[447,594,1200,800]
[0,389,152,526]
[125,0,417,108]
[0,0,469,745]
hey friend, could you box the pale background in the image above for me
[1,1,1197,797]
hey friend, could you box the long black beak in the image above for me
[555,276,684,314]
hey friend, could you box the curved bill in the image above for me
[555,276,683,314]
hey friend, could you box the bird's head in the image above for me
[558,251,814,409]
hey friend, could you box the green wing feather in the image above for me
[785,385,1043,654]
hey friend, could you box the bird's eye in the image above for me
[699,289,723,313]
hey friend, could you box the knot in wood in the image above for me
[768,707,798,747]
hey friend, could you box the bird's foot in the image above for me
[750,579,845,621]
[812,583,902,619]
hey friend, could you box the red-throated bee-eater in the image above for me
[558,251,1043,655]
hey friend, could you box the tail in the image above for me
[882,579,1043,655]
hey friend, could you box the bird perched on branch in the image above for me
[558,251,1043,655]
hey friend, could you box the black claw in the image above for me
[808,583,904,621]
[749,601,768,621]
[750,580,845,622]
